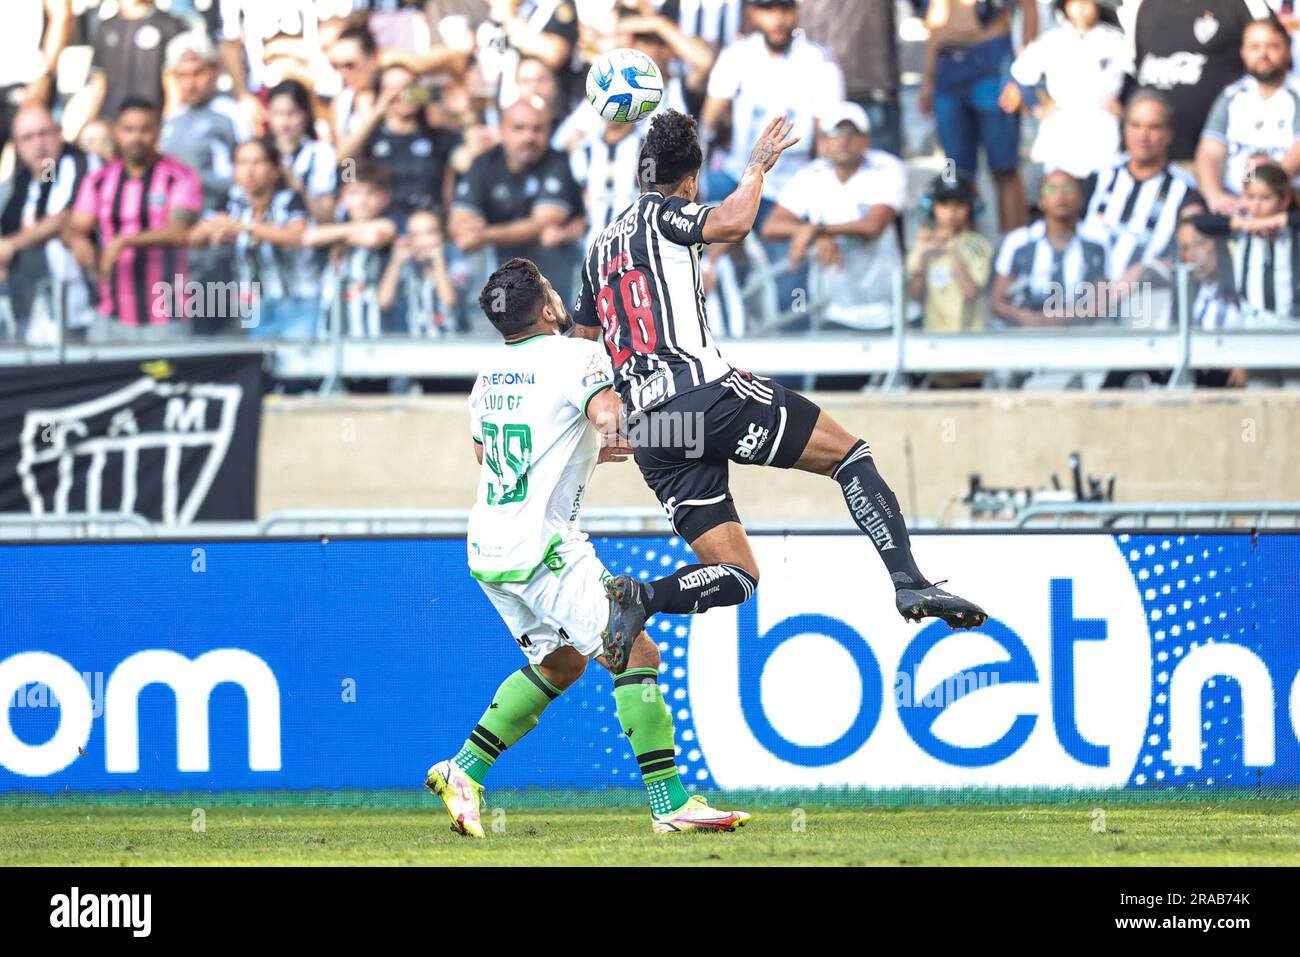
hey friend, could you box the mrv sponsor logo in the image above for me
[0,649,280,777]
[50,888,151,938]
[687,535,1300,788]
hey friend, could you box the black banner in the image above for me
[0,354,263,523]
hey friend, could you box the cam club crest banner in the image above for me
[0,354,263,524]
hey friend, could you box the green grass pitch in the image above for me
[4,794,1300,866]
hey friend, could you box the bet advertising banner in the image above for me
[1,533,1296,794]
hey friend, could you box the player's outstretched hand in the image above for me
[746,115,799,175]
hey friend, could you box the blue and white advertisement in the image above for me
[1,533,1296,794]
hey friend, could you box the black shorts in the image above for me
[630,370,821,543]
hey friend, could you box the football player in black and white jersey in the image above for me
[570,110,987,671]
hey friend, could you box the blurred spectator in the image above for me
[1178,212,1245,333]
[378,209,459,335]
[999,0,1126,179]
[161,31,255,213]
[0,104,99,341]
[1082,89,1195,283]
[1177,212,1248,386]
[77,119,116,166]
[218,0,336,100]
[63,98,202,339]
[1195,18,1300,215]
[1271,1,1300,83]
[1130,0,1268,162]
[0,0,73,155]
[906,173,993,334]
[82,0,187,127]
[370,0,475,76]
[368,0,438,54]
[801,0,902,157]
[613,1,717,103]
[339,63,463,226]
[761,102,905,331]
[476,0,580,108]
[329,24,383,140]
[304,158,400,338]
[920,0,1037,231]
[190,139,315,339]
[267,80,338,225]
[1191,161,1300,321]
[676,0,743,50]
[701,0,844,212]
[518,55,567,130]
[991,170,1109,326]
[450,97,585,306]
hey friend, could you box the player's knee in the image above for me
[537,652,587,691]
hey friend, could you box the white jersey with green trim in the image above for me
[467,333,615,582]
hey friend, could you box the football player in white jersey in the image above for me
[426,257,751,837]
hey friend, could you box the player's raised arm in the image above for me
[700,115,799,244]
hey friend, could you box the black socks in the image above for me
[833,440,929,590]
[642,563,757,615]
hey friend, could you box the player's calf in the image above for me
[602,562,757,673]
[427,663,566,834]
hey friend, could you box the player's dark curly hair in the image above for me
[638,109,703,193]
[478,258,547,337]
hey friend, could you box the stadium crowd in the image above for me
[1,0,1299,388]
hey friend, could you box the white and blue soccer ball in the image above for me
[586,47,664,124]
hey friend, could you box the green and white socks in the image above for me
[452,665,561,785]
[452,662,691,816]
[613,668,691,815]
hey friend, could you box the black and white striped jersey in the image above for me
[573,191,733,413]
[1081,157,1195,279]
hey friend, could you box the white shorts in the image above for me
[477,539,611,666]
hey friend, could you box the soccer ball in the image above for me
[586,47,664,123]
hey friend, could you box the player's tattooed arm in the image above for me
[744,114,797,175]
[702,115,798,244]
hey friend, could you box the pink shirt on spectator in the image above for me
[72,156,202,327]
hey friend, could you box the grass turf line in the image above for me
[3,800,1299,866]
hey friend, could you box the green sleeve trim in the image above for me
[581,381,612,417]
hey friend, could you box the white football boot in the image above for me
[425,760,486,839]
[652,795,751,834]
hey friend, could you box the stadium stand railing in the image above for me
[4,265,1300,387]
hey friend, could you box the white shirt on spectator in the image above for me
[707,29,845,200]
[1200,74,1300,193]
[678,0,743,49]
[1009,22,1128,179]
[0,0,49,87]
[218,0,339,92]
[776,150,905,330]
[286,138,339,203]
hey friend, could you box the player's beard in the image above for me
[555,307,574,334]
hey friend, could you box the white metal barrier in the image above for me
[1011,501,1300,529]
